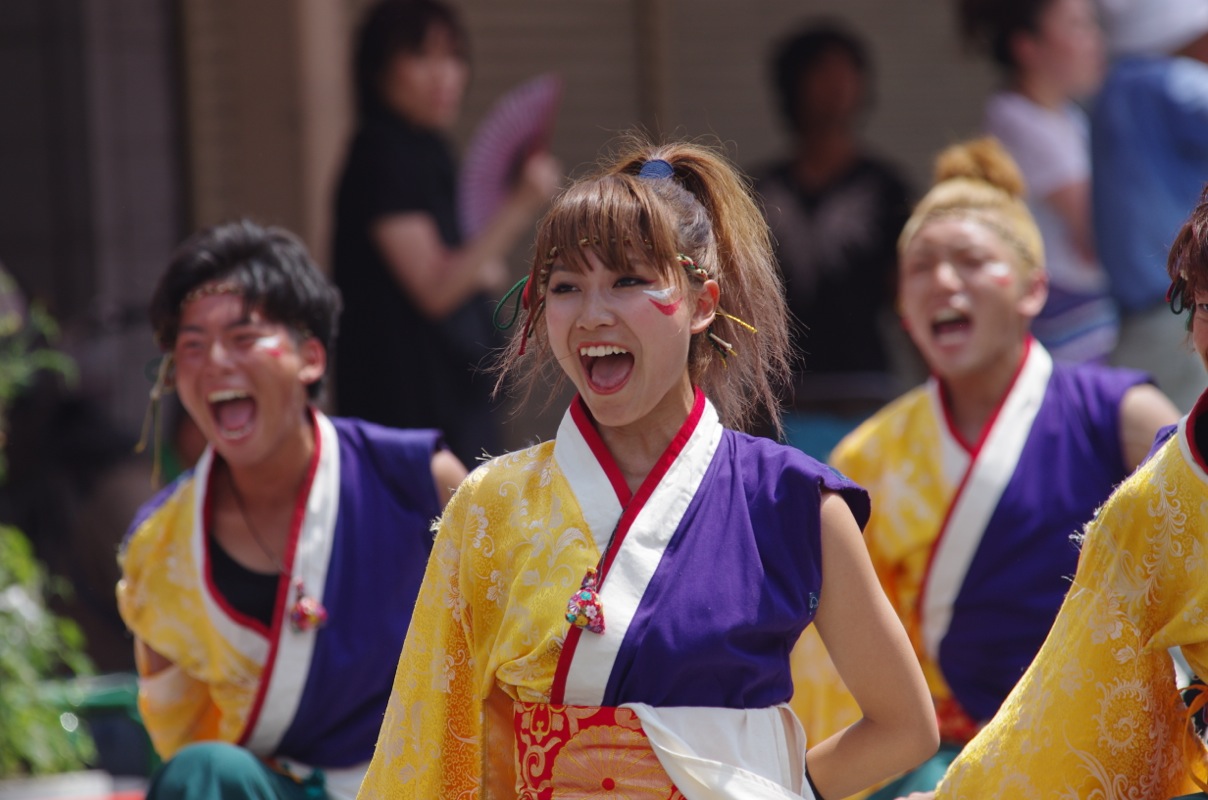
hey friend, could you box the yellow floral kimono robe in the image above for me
[938,400,1208,797]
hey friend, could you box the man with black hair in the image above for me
[754,21,914,459]
[117,219,466,799]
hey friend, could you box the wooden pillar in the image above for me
[177,0,355,264]
[633,0,671,137]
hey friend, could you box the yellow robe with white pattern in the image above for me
[117,475,261,758]
[937,417,1208,797]
[358,443,594,799]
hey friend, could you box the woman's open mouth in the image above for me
[579,344,634,394]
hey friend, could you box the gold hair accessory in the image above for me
[704,307,757,366]
[717,309,757,334]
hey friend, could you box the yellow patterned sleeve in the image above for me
[358,469,486,800]
[130,640,222,759]
[938,450,1208,798]
[117,490,226,759]
[830,393,956,705]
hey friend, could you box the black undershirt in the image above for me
[208,531,279,628]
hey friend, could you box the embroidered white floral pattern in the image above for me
[938,427,1208,798]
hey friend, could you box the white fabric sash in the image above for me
[921,344,1053,660]
[275,758,367,800]
[626,704,816,800]
[242,412,341,754]
[191,447,269,665]
[554,397,724,706]
[192,411,341,755]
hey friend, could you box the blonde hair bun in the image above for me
[898,136,1043,272]
[933,137,1026,199]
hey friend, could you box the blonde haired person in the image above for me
[909,185,1208,800]
[789,138,1178,799]
[357,139,938,799]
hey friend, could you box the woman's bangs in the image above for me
[539,178,676,276]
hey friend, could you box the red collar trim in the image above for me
[938,337,1033,456]
[551,388,707,702]
[235,406,323,746]
[1186,389,1208,473]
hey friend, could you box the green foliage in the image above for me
[0,269,93,777]
[0,276,77,483]
[0,526,96,776]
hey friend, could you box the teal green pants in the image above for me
[866,743,962,800]
[147,742,326,800]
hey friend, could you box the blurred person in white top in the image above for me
[961,0,1119,364]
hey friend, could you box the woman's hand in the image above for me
[514,151,562,209]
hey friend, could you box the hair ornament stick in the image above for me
[717,309,758,333]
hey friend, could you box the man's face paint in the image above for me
[254,333,286,359]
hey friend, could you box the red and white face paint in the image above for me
[172,288,320,470]
[643,285,683,316]
[544,251,702,434]
[899,216,1044,383]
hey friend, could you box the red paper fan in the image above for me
[458,73,563,238]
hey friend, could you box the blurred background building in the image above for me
[0,0,994,443]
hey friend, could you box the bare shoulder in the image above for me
[1119,383,1181,471]
[430,448,469,509]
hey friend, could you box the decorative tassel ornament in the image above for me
[288,578,329,633]
[565,566,605,634]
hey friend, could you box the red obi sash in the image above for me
[513,702,684,799]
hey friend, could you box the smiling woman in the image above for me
[542,249,706,436]
[356,138,941,800]
[926,184,1208,800]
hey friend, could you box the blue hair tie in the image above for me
[638,159,674,180]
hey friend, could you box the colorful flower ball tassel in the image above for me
[566,567,606,634]
[289,579,329,632]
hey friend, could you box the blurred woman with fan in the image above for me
[332,0,559,466]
